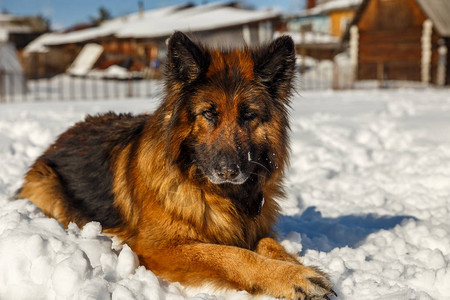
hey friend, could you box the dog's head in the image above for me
[163,31,295,189]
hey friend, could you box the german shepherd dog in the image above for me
[18,32,336,299]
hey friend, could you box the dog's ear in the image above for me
[253,36,296,100]
[167,31,210,84]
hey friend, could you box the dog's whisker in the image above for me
[248,172,267,180]
[249,160,271,174]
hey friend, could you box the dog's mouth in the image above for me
[206,172,250,185]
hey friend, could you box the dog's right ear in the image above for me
[167,31,210,84]
[253,35,296,101]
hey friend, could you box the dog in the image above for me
[18,31,336,299]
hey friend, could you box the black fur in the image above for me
[166,31,211,84]
[252,35,296,101]
[39,113,148,228]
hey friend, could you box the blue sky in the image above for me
[0,0,306,30]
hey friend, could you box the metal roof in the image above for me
[25,2,280,48]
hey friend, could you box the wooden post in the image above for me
[437,41,447,86]
[127,77,133,98]
[349,25,359,86]
[11,73,15,102]
[93,77,98,99]
[81,76,86,100]
[59,75,64,101]
[377,62,384,88]
[332,60,339,90]
[0,70,5,103]
[114,79,120,98]
[300,27,306,74]
[22,72,27,102]
[69,75,74,100]
[421,19,432,84]
[300,48,307,74]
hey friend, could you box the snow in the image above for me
[23,5,185,53]
[275,31,339,45]
[67,43,104,77]
[22,32,53,54]
[1,88,450,299]
[299,0,363,16]
[116,6,279,39]
[0,13,37,35]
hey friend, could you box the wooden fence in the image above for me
[0,72,163,103]
[2,59,421,103]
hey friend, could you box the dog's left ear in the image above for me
[253,36,296,100]
[167,31,210,84]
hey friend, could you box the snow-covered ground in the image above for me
[1,88,449,299]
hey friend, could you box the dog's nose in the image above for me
[216,164,239,180]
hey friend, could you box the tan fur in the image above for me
[19,159,72,227]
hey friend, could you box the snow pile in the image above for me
[0,198,219,300]
[0,203,139,300]
[1,88,450,299]
[281,89,450,299]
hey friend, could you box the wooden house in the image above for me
[23,2,281,79]
[345,0,450,85]
[0,13,48,95]
[0,13,48,49]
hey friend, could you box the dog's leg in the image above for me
[255,237,301,264]
[19,159,73,227]
[139,242,335,300]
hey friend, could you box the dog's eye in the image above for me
[202,110,216,121]
[242,112,257,122]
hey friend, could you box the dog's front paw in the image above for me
[293,273,337,300]
[261,263,337,300]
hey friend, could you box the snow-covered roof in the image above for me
[117,5,279,39]
[0,13,16,22]
[25,2,279,50]
[23,33,55,54]
[41,5,186,46]
[0,13,47,34]
[297,0,362,17]
[67,43,104,76]
[22,4,185,54]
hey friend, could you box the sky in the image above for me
[0,0,306,30]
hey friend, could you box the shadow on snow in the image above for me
[276,206,415,254]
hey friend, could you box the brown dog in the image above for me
[18,31,335,299]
